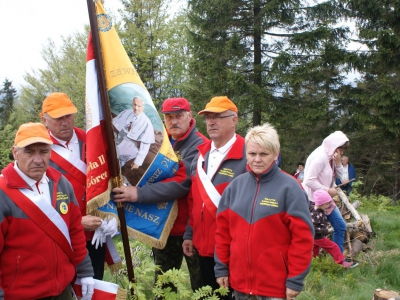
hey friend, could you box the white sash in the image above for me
[52,144,87,175]
[19,188,72,247]
[197,154,222,208]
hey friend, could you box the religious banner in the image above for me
[85,0,178,248]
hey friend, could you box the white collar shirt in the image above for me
[51,130,81,160]
[14,162,51,203]
[207,134,237,179]
[342,164,349,181]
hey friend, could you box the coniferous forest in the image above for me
[1,0,399,203]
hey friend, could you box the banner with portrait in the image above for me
[85,0,178,248]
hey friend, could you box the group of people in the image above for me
[114,96,315,299]
[0,92,357,300]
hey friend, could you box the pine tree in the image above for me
[0,78,17,129]
[337,0,400,202]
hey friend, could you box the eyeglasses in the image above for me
[203,114,235,122]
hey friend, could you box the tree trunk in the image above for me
[252,0,262,126]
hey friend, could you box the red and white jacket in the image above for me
[0,164,93,299]
[183,134,247,257]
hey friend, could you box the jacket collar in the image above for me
[2,163,61,189]
[169,118,196,147]
[198,134,245,160]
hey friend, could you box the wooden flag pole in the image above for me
[86,0,137,296]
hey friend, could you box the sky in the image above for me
[0,0,123,92]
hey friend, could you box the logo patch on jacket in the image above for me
[260,198,278,207]
[56,192,69,201]
[218,168,234,177]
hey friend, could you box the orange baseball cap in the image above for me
[198,96,238,115]
[40,92,78,118]
[14,122,53,148]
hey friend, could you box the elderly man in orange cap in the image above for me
[0,122,94,300]
[41,92,118,280]
[182,96,247,298]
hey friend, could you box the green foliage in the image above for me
[16,30,88,129]
[298,204,400,299]
[0,125,16,169]
[119,0,190,107]
[106,238,228,300]
[0,78,17,129]
[348,181,392,210]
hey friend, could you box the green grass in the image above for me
[104,203,400,299]
[298,204,400,300]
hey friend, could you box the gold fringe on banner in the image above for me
[86,179,113,215]
[126,200,178,249]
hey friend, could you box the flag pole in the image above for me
[86,0,137,295]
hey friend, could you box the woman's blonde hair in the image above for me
[245,122,280,155]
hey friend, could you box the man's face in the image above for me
[298,164,304,172]
[164,111,192,140]
[204,111,237,145]
[42,114,74,141]
[12,143,51,181]
[342,157,348,166]
[132,98,144,115]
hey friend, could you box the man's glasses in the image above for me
[203,114,235,122]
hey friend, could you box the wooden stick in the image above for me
[336,184,362,221]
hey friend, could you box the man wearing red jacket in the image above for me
[182,96,247,298]
[41,92,117,280]
[113,98,207,292]
[0,123,94,300]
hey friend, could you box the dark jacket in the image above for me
[311,207,330,240]
[137,119,207,235]
[335,163,356,187]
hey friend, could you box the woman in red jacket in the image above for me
[214,123,314,300]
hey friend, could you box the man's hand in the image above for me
[327,188,337,197]
[182,239,194,257]
[112,186,138,203]
[81,215,102,231]
[216,276,229,288]
[286,287,300,300]
[131,163,140,169]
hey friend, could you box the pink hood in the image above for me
[322,131,349,159]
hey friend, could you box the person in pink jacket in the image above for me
[303,131,349,253]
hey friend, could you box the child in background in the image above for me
[311,190,358,269]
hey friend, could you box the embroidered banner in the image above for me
[85,0,178,249]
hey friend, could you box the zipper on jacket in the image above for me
[54,242,61,294]
[11,255,21,289]
[247,175,261,294]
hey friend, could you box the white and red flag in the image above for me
[73,278,127,300]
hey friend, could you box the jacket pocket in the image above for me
[11,255,21,290]
[280,252,289,276]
